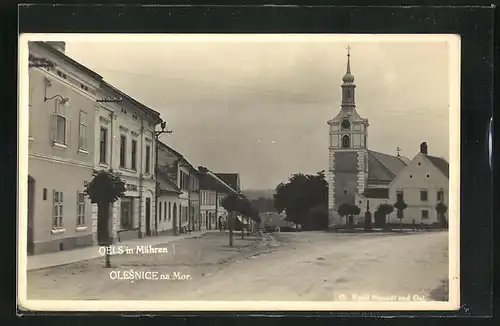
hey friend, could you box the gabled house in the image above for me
[27,41,103,254]
[387,142,449,225]
[157,142,200,232]
[356,142,449,226]
[198,167,240,230]
[95,81,162,242]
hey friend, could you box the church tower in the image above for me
[327,47,369,218]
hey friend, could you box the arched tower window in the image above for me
[342,135,350,148]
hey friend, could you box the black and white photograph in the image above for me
[18,34,460,311]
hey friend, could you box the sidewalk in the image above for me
[27,230,213,271]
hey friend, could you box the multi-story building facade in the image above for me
[157,142,200,233]
[200,188,216,230]
[216,192,227,229]
[27,41,103,254]
[199,168,225,230]
[198,168,240,230]
[93,82,162,242]
[215,173,241,229]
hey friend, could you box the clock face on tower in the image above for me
[341,119,351,130]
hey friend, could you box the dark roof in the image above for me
[198,167,238,194]
[362,188,389,199]
[199,173,223,191]
[157,170,181,193]
[158,141,198,173]
[367,150,408,184]
[215,173,240,192]
[34,42,103,81]
[425,155,449,178]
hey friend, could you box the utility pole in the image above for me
[154,120,171,236]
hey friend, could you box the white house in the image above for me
[93,82,162,243]
[157,141,201,233]
[27,41,103,254]
[387,142,449,225]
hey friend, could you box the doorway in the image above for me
[145,198,151,236]
[27,176,35,255]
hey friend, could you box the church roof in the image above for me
[425,155,449,178]
[367,150,409,184]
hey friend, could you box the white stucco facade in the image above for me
[388,153,449,225]
[91,84,160,243]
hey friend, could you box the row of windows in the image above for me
[201,191,217,206]
[52,190,86,230]
[99,127,152,173]
[38,100,153,177]
[48,101,89,152]
[396,209,433,220]
[158,201,177,222]
[396,190,445,202]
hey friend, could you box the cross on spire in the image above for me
[396,146,402,157]
[346,45,351,74]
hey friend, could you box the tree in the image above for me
[436,202,448,229]
[350,205,361,228]
[337,203,359,228]
[337,203,351,226]
[394,199,408,231]
[273,171,328,230]
[222,193,260,244]
[250,197,275,213]
[84,169,126,268]
[377,203,394,222]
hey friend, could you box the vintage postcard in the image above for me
[17,33,460,311]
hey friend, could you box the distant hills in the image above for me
[242,189,275,200]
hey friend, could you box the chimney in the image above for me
[420,142,428,155]
[45,41,66,53]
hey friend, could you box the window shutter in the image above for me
[50,113,57,143]
[52,190,56,228]
[66,117,71,146]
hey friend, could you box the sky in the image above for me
[64,35,452,190]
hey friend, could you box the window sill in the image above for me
[76,226,88,232]
[53,142,68,149]
[99,163,109,168]
[78,148,89,155]
[51,228,65,235]
[120,167,138,173]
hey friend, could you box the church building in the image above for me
[327,48,449,228]
[327,48,411,227]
